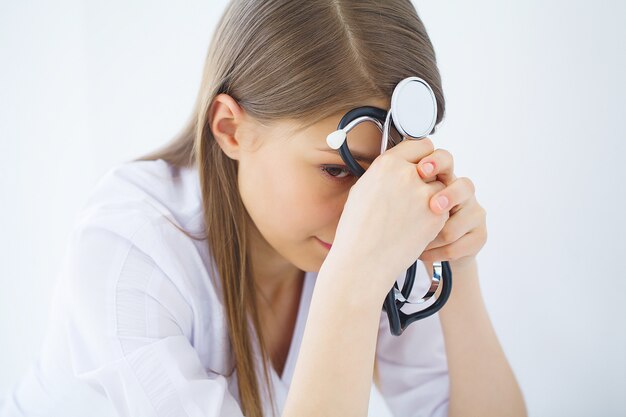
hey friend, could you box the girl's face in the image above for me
[212,94,390,277]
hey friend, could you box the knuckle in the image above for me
[420,137,435,153]
[400,161,417,180]
[373,153,394,172]
[424,181,445,197]
[438,148,453,164]
[460,177,475,194]
[440,229,454,244]
[417,182,432,198]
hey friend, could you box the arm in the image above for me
[430,259,527,417]
[282,257,386,417]
[415,148,526,415]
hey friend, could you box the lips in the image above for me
[316,237,332,249]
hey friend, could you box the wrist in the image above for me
[449,256,478,272]
[438,257,481,318]
[319,253,391,307]
[421,256,478,277]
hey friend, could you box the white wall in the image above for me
[1,1,625,416]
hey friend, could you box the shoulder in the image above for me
[75,159,204,239]
[65,159,218,308]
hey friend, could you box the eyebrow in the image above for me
[318,148,379,165]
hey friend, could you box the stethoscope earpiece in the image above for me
[327,76,452,336]
[326,129,347,150]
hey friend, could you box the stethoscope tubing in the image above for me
[336,106,453,336]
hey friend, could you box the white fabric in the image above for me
[0,159,449,417]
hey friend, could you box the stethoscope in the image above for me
[326,76,452,336]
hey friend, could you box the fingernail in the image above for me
[436,195,449,210]
[421,162,434,175]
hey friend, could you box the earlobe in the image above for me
[208,93,246,160]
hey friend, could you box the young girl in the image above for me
[1,1,526,416]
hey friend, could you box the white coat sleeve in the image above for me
[375,306,450,417]
[64,222,245,417]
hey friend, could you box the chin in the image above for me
[286,238,329,273]
[294,255,326,274]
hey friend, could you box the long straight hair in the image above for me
[134,1,445,416]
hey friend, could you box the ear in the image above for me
[208,93,249,161]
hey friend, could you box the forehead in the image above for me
[258,97,392,161]
[307,98,393,159]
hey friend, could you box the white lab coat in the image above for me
[0,159,449,417]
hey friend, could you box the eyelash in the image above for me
[320,165,354,182]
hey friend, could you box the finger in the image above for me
[384,136,435,164]
[423,203,484,250]
[419,230,485,264]
[416,148,456,186]
[428,176,475,214]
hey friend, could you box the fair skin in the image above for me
[211,94,390,375]
[210,93,527,415]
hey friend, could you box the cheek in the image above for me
[267,164,325,233]
[275,166,347,238]
[237,154,306,234]
[239,156,340,238]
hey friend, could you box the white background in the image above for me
[1,1,625,416]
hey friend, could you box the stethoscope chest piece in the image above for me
[390,76,438,139]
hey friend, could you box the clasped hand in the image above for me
[414,148,487,270]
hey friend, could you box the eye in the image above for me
[320,165,354,182]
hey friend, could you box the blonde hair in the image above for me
[133,1,445,416]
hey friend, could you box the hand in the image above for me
[327,138,450,299]
[414,148,487,271]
